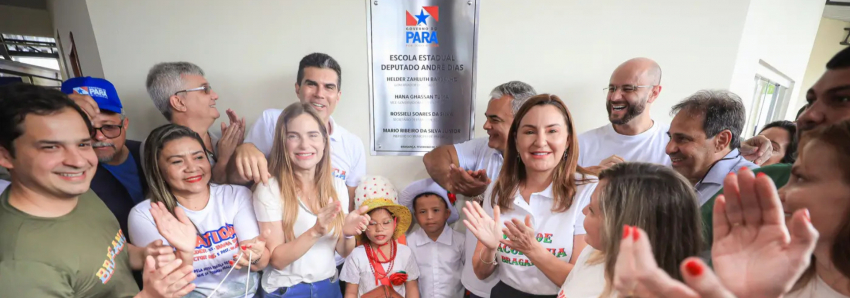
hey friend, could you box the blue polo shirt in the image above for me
[694,149,758,206]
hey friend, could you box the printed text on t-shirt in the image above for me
[96,229,127,283]
[497,232,568,266]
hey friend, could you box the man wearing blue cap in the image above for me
[63,77,147,238]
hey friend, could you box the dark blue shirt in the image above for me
[102,153,144,204]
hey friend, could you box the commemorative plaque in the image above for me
[366,0,479,155]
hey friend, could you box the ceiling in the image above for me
[825,1,850,22]
[0,0,47,10]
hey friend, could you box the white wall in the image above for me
[0,5,53,37]
[81,0,822,189]
[727,0,824,122]
[48,0,104,79]
[795,17,850,117]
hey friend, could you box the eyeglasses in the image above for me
[174,85,212,96]
[367,218,396,230]
[603,85,656,94]
[93,124,124,139]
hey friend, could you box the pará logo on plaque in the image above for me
[405,6,438,44]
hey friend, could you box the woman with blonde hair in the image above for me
[463,94,597,298]
[252,102,370,298]
[129,124,267,298]
[557,162,703,297]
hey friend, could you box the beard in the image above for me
[607,95,648,125]
[93,142,117,163]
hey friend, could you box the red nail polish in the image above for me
[229,260,234,265]
[622,225,630,239]
[741,166,749,172]
[685,260,703,276]
[757,172,766,178]
[241,246,247,250]
[632,226,639,241]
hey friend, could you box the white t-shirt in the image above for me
[785,276,850,298]
[252,176,350,291]
[577,122,671,168]
[557,246,610,298]
[407,224,465,298]
[482,173,597,295]
[340,244,420,298]
[245,109,366,188]
[454,137,503,298]
[128,184,260,298]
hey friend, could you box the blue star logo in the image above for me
[415,9,429,25]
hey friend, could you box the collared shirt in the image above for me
[483,174,597,295]
[245,109,366,188]
[407,224,465,298]
[454,137,503,297]
[694,149,758,206]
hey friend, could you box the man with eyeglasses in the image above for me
[63,77,147,240]
[578,58,672,172]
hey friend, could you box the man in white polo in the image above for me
[423,81,536,298]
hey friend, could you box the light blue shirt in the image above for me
[694,149,758,206]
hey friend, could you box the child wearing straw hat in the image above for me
[340,175,421,298]
[399,178,465,298]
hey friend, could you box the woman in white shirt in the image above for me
[129,124,268,298]
[252,102,370,298]
[463,94,597,298]
[558,162,703,298]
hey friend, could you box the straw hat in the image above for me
[398,178,459,224]
[354,175,412,242]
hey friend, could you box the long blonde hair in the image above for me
[268,103,343,242]
[590,163,703,297]
[490,94,593,212]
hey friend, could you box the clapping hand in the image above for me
[136,256,196,298]
[501,215,541,255]
[462,201,502,250]
[343,205,371,237]
[313,198,342,236]
[149,202,197,255]
[217,109,245,160]
[231,235,266,270]
[144,239,177,269]
[450,164,490,197]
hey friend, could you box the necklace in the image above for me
[365,241,397,285]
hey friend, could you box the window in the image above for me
[744,61,794,138]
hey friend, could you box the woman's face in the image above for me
[758,127,791,166]
[515,105,570,174]
[285,114,325,171]
[365,208,396,246]
[779,139,850,245]
[158,137,211,195]
[582,179,607,250]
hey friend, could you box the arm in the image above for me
[260,220,325,270]
[347,186,356,212]
[472,241,498,280]
[524,234,585,286]
[405,281,420,298]
[227,143,269,185]
[335,234,357,258]
[423,144,460,192]
[127,206,184,270]
[343,283,359,298]
[232,187,270,271]
[346,140,367,212]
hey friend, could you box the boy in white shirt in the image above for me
[400,179,465,298]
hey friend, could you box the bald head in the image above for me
[611,58,662,85]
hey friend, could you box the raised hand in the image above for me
[613,226,736,298]
[501,215,541,255]
[217,109,246,161]
[739,135,773,165]
[144,239,177,269]
[598,155,625,170]
[313,198,342,236]
[450,164,490,197]
[233,144,271,185]
[343,204,371,237]
[68,91,99,120]
[136,256,196,298]
[711,168,818,298]
[149,202,197,254]
[232,235,266,270]
[462,201,502,250]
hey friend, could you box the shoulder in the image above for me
[578,124,610,141]
[130,199,154,216]
[211,184,252,201]
[451,229,465,246]
[333,121,364,144]
[261,108,284,120]
[454,137,488,151]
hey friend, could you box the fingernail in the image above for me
[241,246,247,250]
[741,166,749,171]
[632,226,639,241]
[685,260,703,276]
[803,208,811,222]
[622,225,630,239]
[757,172,766,178]
[229,260,234,265]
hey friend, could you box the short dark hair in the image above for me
[0,83,93,157]
[296,53,342,90]
[671,90,746,150]
[759,120,798,164]
[412,192,449,211]
[826,46,850,70]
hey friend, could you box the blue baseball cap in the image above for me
[61,77,123,114]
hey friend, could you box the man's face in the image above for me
[798,68,850,133]
[482,95,513,152]
[0,108,97,199]
[179,74,220,121]
[666,112,719,182]
[91,112,128,163]
[296,67,340,123]
[606,69,656,125]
